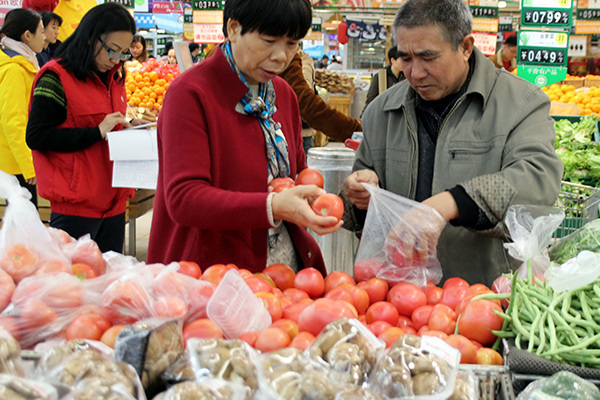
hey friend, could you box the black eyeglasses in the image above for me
[99,37,132,61]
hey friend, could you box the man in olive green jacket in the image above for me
[344,0,563,286]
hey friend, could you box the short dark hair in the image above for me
[0,8,41,42]
[387,46,398,61]
[163,41,173,56]
[322,54,329,60]
[222,0,311,41]
[54,3,136,83]
[189,42,199,52]
[504,35,517,47]
[393,0,472,50]
[39,11,62,28]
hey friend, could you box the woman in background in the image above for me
[36,11,62,67]
[26,3,140,252]
[130,34,149,63]
[0,8,45,206]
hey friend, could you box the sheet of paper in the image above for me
[107,128,158,161]
[112,160,158,190]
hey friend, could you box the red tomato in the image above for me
[66,314,111,341]
[20,299,58,329]
[71,263,98,280]
[282,288,310,303]
[0,244,38,283]
[339,283,370,315]
[154,296,188,318]
[357,278,388,304]
[432,303,457,320]
[0,271,15,313]
[237,269,254,279]
[272,288,284,298]
[311,194,344,223]
[254,273,276,288]
[379,327,405,348]
[369,320,393,336]
[101,280,152,325]
[255,327,291,352]
[365,301,399,326]
[0,316,21,341]
[271,319,299,340]
[100,325,126,349]
[178,261,202,279]
[387,282,427,317]
[476,348,504,365]
[238,331,259,347]
[256,292,283,321]
[200,264,230,285]
[457,299,504,347]
[443,277,470,289]
[324,287,354,304]
[428,307,456,336]
[294,268,325,298]
[324,271,355,293]
[289,331,315,351]
[298,298,355,336]
[402,326,417,335]
[35,259,72,276]
[441,284,473,311]
[279,296,293,310]
[445,334,478,364]
[269,177,295,192]
[424,286,443,305]
[264,264,296,291]
[411,305,433,331]
[421,330,449,340]
[295,168,324,188]
[396,316,413,329]
[353,259,385,283]
[245,276,274,294]
[183,319,223,341]
[282,302,309,323]
[71,239,106,276]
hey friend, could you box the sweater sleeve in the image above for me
[279,53,362,142]
[26,70,103,153]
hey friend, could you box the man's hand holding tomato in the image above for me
[271,184,343,235]
[343,169,379,210]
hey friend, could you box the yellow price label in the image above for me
[555,33,568,44]
[557,0,569,6]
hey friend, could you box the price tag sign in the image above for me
[193,0,222,10]
[517,30,568,87]
[499,15,513,31]
[575,0,600,33]
[470,5,499,32]
[520,0,573,29]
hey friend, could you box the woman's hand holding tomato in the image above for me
[271,184,342,235]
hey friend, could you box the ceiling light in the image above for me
[498,1,507,8]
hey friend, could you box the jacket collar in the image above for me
[382,47,495,112]
[0,48,38,74]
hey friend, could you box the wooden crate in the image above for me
[329,95,352,117]
[559,78,585,88]
[586,77,600,88]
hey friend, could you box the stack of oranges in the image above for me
[125,59,180,115]
[542,83,600,116]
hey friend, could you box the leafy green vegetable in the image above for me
[554,116,600,185]
[549,219,600,263]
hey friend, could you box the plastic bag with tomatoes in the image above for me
[353,184,444,287]
[0,171,70,283]
[99,269,157,326]
[503,205,564,282]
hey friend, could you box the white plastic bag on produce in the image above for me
[503,205,564,281]
[353,184,444,287]
[0,171,70,283]
[516,371,600,400]
[544,250,600,293]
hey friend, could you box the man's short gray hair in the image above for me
[393,0,473,50]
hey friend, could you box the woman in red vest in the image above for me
[26,3,139,253]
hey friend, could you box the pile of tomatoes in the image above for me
[125,58,181,115]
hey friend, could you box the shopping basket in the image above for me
[552,181,600,238]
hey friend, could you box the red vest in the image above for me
[31,60,134,218]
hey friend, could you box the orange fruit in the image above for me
[148,71,158,81]
[156,87,165,96]
[134,73,143,82]
[156,79,166,87]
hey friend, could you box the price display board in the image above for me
[192,0,222,10]
[521,0,573,29]
[517,30,568,86]
[106,0,134,9]
[498,15,513,32]
[575,0,600,34]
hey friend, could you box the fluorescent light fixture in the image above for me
[157,29,166,33]
[498,1,507,8]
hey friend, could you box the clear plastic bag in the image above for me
[549,219,600,264]
[0,172,70,283]
[503,205,565,281]
[544,250,600,293]
[353,184,444,287]
[0,326,24,377]
[70,235,107,276]
[152,378,249,400]
[0,373,59,400]
[516,371,600,400]
[369,334,461,400]
[449,370,479,400]
[305,317,385,385]
[186,338,258,399]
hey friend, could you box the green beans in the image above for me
[493,266,600,369]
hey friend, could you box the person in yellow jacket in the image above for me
[0,8,45,206]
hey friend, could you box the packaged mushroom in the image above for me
[369,334,460,400]
[186,338,258,400]
[0,326,24,376]
[152,379,248,400]
[306,318,384,385]
[335,384,384,400]
[161,353,195,387]
[255,346,338,400]
[0,373,59,400]
[114,317,184,397]
[449,370,478,400]
[35,341,145,400]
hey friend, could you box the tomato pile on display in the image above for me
[125,59,180,115]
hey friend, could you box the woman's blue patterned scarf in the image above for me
[221,41,290,181]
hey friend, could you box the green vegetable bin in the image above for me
[552,181,600,238]
[551,114,600,142]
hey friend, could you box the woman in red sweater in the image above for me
[147,0,342,275]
